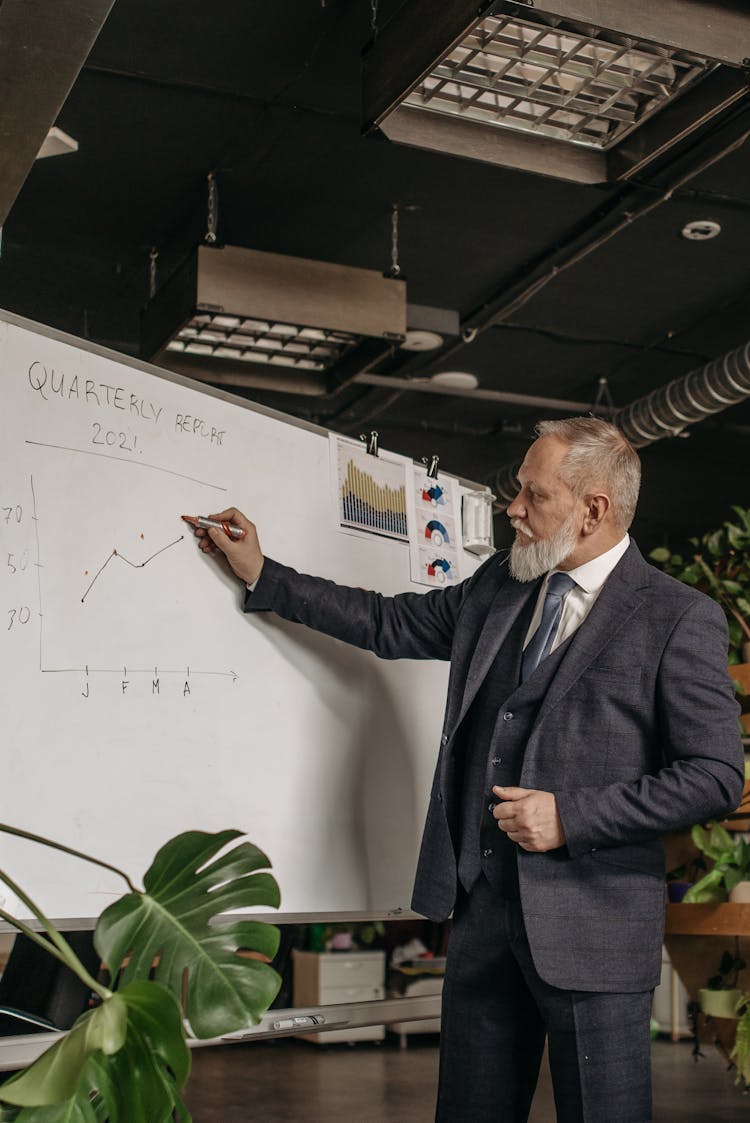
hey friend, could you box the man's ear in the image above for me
[582,493,610,535]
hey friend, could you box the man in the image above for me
[191,417,744,1123]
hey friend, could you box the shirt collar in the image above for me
[550,534,630,595]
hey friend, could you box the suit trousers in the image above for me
[436,875,653,1123]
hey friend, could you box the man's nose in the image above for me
[507,494,525,519]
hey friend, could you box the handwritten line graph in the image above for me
[81,535,184,603]
[25,476,237,681]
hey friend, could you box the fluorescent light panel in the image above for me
[403,12,714,150]
[165,312,359,372]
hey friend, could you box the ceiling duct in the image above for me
[487,336,750,507]
[363,0,750,184]
[614,339,750,448]
[143,245,406,395]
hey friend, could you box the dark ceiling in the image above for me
[2,0,750,551]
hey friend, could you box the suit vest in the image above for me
[456,598,573,897]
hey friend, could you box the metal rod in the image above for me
[352,373,608,414]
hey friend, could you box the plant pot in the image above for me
[743,642,750,665]
[729,881,750,903]
[667,881,692,902]
[699,988,743,1019]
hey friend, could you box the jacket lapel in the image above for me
[533,542,650,725]
[447,574,540,738]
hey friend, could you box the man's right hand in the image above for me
[191,507,264,586]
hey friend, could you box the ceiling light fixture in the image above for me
[403,16,707,152]
[364,0,750,184]
[142,245,407,389]
[165,315,358,372]
[430,371,479,390]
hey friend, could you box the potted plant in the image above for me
[698,948,747,1019]
[649,505,750,665]
[0,821,281,1121]
[666,846,708,902]
[682,822,750,903]
[308,920,386,953]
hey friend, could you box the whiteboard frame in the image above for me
[0,306,490,930]
[0,308,490,1063]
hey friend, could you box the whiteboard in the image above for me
[0,311,484,924]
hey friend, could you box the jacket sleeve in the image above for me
[243,555,493,661]
[556,596,745,857]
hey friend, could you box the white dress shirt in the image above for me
[523,535,630,653]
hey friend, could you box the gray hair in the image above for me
[535,417,641,531]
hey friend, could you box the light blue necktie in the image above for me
[521,572,576,682]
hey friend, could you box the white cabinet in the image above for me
[292,950,386,1044]
[652,946,691,1039]
[389,974,443,1048]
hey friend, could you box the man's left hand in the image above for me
[492,786,565,852]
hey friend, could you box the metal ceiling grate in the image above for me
[165,312,360,372]
[403,12,714,149]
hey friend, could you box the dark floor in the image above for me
[184,1035,749,1122]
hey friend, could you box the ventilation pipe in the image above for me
[488,337,750,509]
[613,338,750,447]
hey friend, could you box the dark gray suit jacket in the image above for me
[246,542,744,992]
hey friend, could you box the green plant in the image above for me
[308,920,385,952]
[0,822,281,1122]
[666,854,707,884]
[649,505,750,664]
[683,822,750,903]
[731,995,750,1086]
[704,948,747,993]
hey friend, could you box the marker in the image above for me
[181,515,246,541]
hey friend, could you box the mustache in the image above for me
[510,518,533,539]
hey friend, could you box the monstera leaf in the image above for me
[0,998,126,1108]
[0,827,281,1121]
[94,830,281,1038]
[0,981,189,1123]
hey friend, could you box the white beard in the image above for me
[508,511,579,582]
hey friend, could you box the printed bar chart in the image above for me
[334,439,409,542]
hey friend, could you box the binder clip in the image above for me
[360,430,379,457]
[421,454,440,480]
[462,489,496,557]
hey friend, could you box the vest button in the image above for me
[482,848,493,858]
[487,802,495,813]
[441,734,448,745]
[491,757,502,766]
[503,711,514,721]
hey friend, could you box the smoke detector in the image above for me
[681,220,721,241]
[401,329,444,351]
